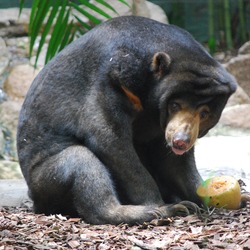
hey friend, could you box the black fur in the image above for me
[17,16,237,224]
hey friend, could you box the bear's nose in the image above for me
[172,132,190,150]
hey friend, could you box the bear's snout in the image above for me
[173,132,190,150]
[172,132,191,155]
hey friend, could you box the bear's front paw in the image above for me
[165,201,201,217]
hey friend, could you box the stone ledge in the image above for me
[0,179,30,207]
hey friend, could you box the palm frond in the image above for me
[70,2,102,25]
[45,0,69,63]
[73,14,92,31]
[77,0,113,19]
[118,0,130,7]
[34,1,62,67]
[96,0,119,15]
[19,0,130,67]
[19,0,25,17]
[29,0,51,57]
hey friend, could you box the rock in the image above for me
[0,124,15,160]
[96,0,131,18]
[0,8,30,26]
[238,41,250,55]
[220,104,250,129]
[0,8,29,37]
[224,54,250,96]
[0,37,10,75]
[4,63,40,99]
[0,179,30,207]
[30,43,48,68]
[226,85,250,107]
[75,0,168,24]
[0,99,23,160]
[0,99,23,133]
[0,126,4,157]
[0,160,22,179]
[0,64,39,162]
[145,1,169,24]
[133,0,150,17]
[132,0,169,24]
[5,37,30,67]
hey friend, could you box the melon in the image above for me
[197,175,241,210]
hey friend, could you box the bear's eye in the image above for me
[200,110,209,120]
[169,102,181,113]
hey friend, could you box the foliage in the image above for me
[208,0,216,54]
[19,0,129,67]
[208,0,234,52]
[159,0,250,54]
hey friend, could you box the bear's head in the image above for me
[151,50,237,155]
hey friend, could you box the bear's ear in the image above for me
[151,52,171,77]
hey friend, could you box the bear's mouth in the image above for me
[167,135,194,155]
[171,147,187,155]
[170,132,192,155]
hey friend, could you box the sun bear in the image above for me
[17,16,237,225]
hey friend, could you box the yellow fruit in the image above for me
[197,175,241,210]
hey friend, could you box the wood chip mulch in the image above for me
[0,203,249,250]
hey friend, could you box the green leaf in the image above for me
[20,0,129,66]
[73,14,92,31]
[208,37,216,55]
[118,0,130,8]
[70,2,101,25]
[68,27,76,44]
[77,0,112,19]
[29,0,39,29]
[59,20,74,52]
[45,0,69,63]
[19,0,25,17]
[29,0,52,57]
[34,1,62,68]
[96,0,119,15]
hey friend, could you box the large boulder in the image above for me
[220,104,250,129]
[4,63,40,100]
[1,64,39,139]
[226,85,250,107]
[133,0,168,23]
[221,41,250,129]
[238,41,250,55]
[0,64,39,178]
[224,54,250,96]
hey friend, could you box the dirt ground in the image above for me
[0,202,249,250]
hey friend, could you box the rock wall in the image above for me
[220,42,250,129]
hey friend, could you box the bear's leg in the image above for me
[29,145,188,225]
[137,137,202,205]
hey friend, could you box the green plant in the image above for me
[19,0,129,67]
[238,0,247,42]
[223,0,233,50]
[208,0,216,54]
[165,0,249,53]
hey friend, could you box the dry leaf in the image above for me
[68,240,80,248]
[0,204,249,249]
